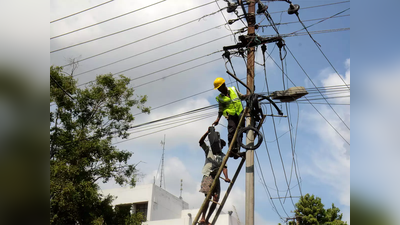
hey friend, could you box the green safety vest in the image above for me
[216,86,243,118]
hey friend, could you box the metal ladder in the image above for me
[192,107,249,225]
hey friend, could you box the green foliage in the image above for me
[290,194,347,225]
[50,66,150,224]
[351,193,394,225]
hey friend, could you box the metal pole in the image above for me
[245,1,256,225]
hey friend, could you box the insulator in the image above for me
[288,4,300,15]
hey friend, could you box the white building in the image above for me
[100,184,240,225]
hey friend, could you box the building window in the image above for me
[134,202,148,221]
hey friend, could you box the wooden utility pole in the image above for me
[245,1,256,225]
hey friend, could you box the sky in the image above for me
[50,0,351,224]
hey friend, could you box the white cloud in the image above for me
[353,58,400,221]
[300,59,350,213]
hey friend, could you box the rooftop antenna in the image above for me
[179,179,183,199]
[233,205,241,225]
[160,134,166,189]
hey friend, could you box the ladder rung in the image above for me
[208,199,221,205]
[218,177,234,184]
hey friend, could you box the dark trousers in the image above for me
[227,114,240,152]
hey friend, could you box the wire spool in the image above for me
[236,126,263,150]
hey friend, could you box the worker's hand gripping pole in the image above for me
[192,107,250,225]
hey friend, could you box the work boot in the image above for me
[229,146,240,159]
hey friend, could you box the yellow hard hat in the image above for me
[213,77,225,89]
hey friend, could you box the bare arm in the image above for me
[199,129,210,146]
[237,89,248,100]
[222,167,230,183]
[212,112,223,126]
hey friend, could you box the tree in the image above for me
[50,66,150,224]
[287,194,347,225]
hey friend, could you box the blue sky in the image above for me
[50,0,350,224]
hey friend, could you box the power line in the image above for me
[132,78,246,116]
[285,45,350,130]
[268,0,350,15]
[74,28,348,89]
[50,57,224,108]
[260,126,290,218]
[130,112,217,134]
[214,0,238,44]
[101,87,349,145]
[76,34,230,87]
[254,151,284,220]
[60,7,226,68]
[113,112,215,145]
[131,58,222,89]
[54,1,349,64]
[127,104,217,131]
[258,14,349,29]
[73,24,228,77]
[50,0,218,53]
[278,49,303,199]
[283,101,303,199]
[50,0,114,23]
[290,9,350,35]
[292,8,351,90]
[262,46,350,145]
[51,0,166,39]
[261,53,297,209]
[50,75,75,100]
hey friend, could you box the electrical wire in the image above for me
[290,9,350,35]
[260,125,291,218]
[258,14,349,29]
[262,49,350,145]
[51,0,167,39]
[73,24,229,77]
[50,57,225,108]
[50,0,114,23]
[60,7,227,68]
[255,151,284,220]
[283,101,303,199]
[131,58,222,89]
[54,1,349,66]
[214,0,238,44]
[76,34,230,87]
[51,0,218,53]
[292,8,351,90]
[262,50,296,207]
[278,44,303,200]
[132,78,246,117]
[50,75,75,100]
[268,0,350,15]
[285,45,350,130]
[113,113,215,144]
[260,44,295,214]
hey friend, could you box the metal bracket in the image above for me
[226,70,251,93]
[223,35,282,51]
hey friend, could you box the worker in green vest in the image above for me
[212,77,248,159]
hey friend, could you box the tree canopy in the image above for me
[285,194,347,225]
[50,66,150,224]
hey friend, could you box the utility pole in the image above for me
[245,0,256,225]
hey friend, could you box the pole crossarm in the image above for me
[192,107,249,225]
[223,35,282,51]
